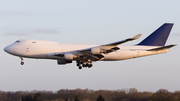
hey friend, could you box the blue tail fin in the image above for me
[138,23,174,46]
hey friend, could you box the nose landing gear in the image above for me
[20,57,24,65]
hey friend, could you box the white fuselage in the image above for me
[4,39,168,61]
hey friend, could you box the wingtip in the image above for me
[168,44,177,49]
[132,34,142,39]
[172,44,177,46]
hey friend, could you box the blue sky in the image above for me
[0,0,180,92]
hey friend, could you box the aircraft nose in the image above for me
[4,45,14,54]
[4,46,9,53]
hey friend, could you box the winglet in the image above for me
[131,34,142,39]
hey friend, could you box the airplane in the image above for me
[4,23,176,69]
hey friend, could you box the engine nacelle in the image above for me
[64,54,74,60]
[91,47,101,54]
[57,60,72,65]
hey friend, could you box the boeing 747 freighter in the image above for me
[4,23,176,69]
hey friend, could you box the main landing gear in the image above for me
[76,61,93,69]
[20,57,24,65]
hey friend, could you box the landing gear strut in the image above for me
[20,57,24,65]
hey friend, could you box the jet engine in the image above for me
[91,47,101,54]
[64,54,74,60]
[57,60,72,65]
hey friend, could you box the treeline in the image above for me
[0,88,180,101]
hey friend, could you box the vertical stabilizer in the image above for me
[138,23,174,46]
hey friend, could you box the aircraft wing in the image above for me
[103,34,142,46]
[54,34,142,61]
[78,34,142,53]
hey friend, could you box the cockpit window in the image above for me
[15,41,20,43]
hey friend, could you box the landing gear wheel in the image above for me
[20,57,24,65]
[79,66,82,69]
[85,64,89,67]
[88,64,92,68]
[77,63,80,66]
[82,64,86,67]
[21,62,24,65]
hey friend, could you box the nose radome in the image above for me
[4,44,20,56]
[4,45,13,54]
[4,46,8,53]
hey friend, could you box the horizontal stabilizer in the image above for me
[147,44,177,51]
